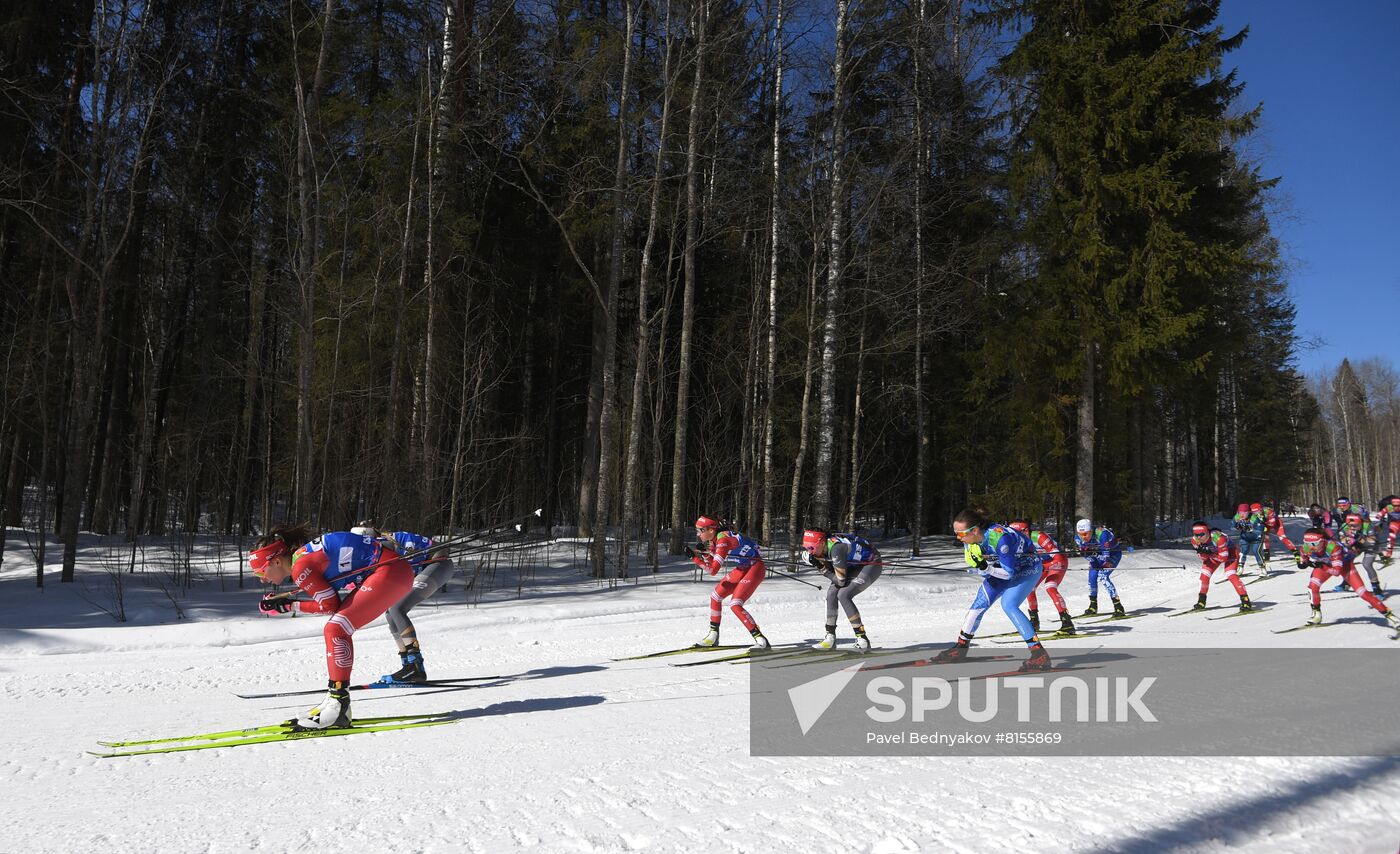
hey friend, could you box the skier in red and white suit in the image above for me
[1298,527,1398,628]
[1189,521,1252,612]
[688,516,770,650]
[1259,503,1295,558]
[249,523,413,729]
[1008,520,1074,636]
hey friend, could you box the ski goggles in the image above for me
[952,525,980,540]
[248,541,288,579]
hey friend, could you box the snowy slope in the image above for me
[1,524,1397,854]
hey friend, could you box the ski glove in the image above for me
[259,592,297,614]
[683,545,695,559]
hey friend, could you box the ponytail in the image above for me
[254,522,315,552]
[953,507,993,531]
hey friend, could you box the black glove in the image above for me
[259,593,296,614]
[683,545,695,559]
[971,555,988,572]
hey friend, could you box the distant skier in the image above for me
[1259,501,1296,560]
[933,509,1051,672]
[1306,503,1328,531]
[801,528,881,651]
[1328,497,1359,534]
[249,524,413,729]
[688,516,770,650]
[1008,520,1075,635]
[1232,503,1267,575]
[1074,518,1125,617]
[1189,521,1253,613]
[351,522,456,683]
[1297,528,1398,629]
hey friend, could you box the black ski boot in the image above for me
[388,645,428,683]
[1057,611,1076,635]
[1028,609,1040,632]
[1112,598,1126,618]
[1081,597,1098,617]
[1193,593,1208,611]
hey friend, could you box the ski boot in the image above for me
[1056,611,1076,635]
[853,627,871,653]
[385,644,427,684]
[1019,645,1053,673]
[293,680,352,731]
[1028,609,1040,632]
[749,628,771,650]
[1329,582,1352,593]
[932,633,973,663]
[1082,597,1099,617]
[812,630,838,651]
[1238,595,1254,613]
[1306,606,1323,626]
[1262,548,1271,564]
[1192,594,1208,611]
[1111,598,1126,618]
[1385,610,1400,630]
[697,626,721,647]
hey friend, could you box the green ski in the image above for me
[610,644,749,661]
[90,718,456,757]
[670,645,810,666]
[97,713,449,748]
[1205,605,1271,620]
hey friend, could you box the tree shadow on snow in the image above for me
[1084,753,1400,854]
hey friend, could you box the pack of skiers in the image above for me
[246,492,1398,728]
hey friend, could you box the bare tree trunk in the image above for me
[787,261,820,555]
[812,0,849,525]
[845,324,866,530]
[910,0,927,555]
[1074,340,1095,521]
[420,1,461,529]
[667,0,708,554]
[759,0,784,546]
[592,0,637,578]
[621,0,675,576]
[290,0,336,521]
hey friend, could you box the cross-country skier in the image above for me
[689,516,770,650]
[1297,528,1399,629]
[1335,512,1385,597]
[1074,518,1125,616]
[1307,503,1328,531]
[249,524,413,729]
[1189,521,1253,612]
[801,528,881,651]
[350,522,456,683]
[1377,495,1400,564]
[1328,497,1357,534]
[1008,520,1075,635]
[933,509,1051,672]
[1259,501,1296,560]
[1232,503,1267,574]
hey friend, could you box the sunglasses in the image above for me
[953,527,979,538]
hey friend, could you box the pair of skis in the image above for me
[89,713,458,758]
[234,675,504,699]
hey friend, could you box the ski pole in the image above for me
[688,549,824,588]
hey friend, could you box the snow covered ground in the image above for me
[2,521,1397,853]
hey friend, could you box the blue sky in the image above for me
[1215,1,1400,377]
